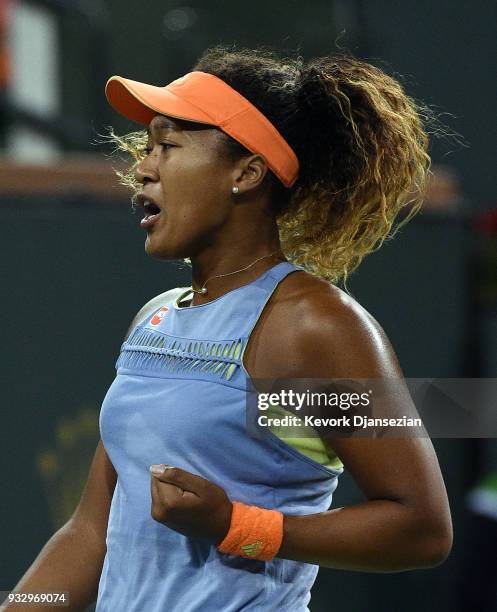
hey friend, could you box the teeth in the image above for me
[142,201,154,217]
[143,200,160,213]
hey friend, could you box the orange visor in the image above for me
[105,71,299,188]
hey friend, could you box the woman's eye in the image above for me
[142,143,174,156]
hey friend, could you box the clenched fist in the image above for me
[149,464,233,544]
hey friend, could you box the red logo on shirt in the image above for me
[150,307,169,325]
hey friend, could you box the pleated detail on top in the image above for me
[116,325,246,381]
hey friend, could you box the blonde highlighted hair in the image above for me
[108,46,441,286]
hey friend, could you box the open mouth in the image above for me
[142,200,161,219]
[137,195,163,229]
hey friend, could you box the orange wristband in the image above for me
[217,501,284,561]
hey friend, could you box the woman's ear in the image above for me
[233,154,268,194]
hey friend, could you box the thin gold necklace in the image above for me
[191,250,284,295]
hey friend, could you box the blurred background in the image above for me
[1,0,496,610]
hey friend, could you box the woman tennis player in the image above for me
[7,46,452,611]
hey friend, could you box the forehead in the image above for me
[147,115,218,139]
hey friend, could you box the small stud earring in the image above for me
[232,186,239,194]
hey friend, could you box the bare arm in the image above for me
[279,437,452,571]
[1,441,116,611]
[144,286,453,571]
[276,288,453,571]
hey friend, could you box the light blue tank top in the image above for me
[96,262,342,612]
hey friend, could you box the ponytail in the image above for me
[194,46,432,284]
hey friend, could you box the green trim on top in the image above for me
[264,403,343,472]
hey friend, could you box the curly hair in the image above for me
[109,45,435,285]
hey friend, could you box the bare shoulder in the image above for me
[123,286,189,340]
[289,272,387,341]
[255,270,404,378]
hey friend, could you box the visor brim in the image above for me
[105,76,217,127]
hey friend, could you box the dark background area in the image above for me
[58,0,496,209]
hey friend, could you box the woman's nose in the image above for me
[134,153,159,184]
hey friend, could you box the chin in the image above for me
[144,234,185,261]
